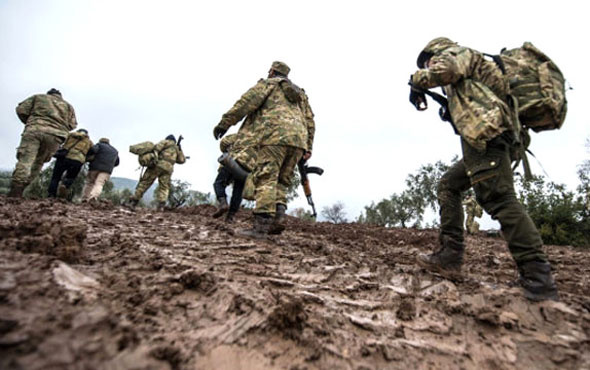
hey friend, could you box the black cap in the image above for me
[166,134,176,142]
[47,88,62,96]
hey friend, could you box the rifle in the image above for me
[297,158,324,218]
[408,81,459,135]
[177,135,184,151]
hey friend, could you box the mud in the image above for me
[0,196,589,369]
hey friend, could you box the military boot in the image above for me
[212,197,229,218]
[57,184,69,199]
[517,260,559,301]
[238,214,272,239]
[125,198,139,210]
[416,236,464,279]
[157,201,167,211]
[7,181,26,198]
[268,204,287,235]
[225,211,236,224]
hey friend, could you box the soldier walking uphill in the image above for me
[213,61,315,237]
[48,128,93,199]
[82,138,119,201]
[9,88,78,197]
[409,37,558,301]
[128,135,185,210]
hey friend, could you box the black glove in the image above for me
[408,75,427,111]
[213,125,227,140]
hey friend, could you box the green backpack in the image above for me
[129,141,158,167]
[500,42,568,132]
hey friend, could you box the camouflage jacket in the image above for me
[412,44,514,151]
[62,131,93,163]
[219,129,258,172]
[16,94,77,139]
[218,77,310,150]
[155,139,185,173]
[299,89,315,152]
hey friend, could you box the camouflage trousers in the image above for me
[12,130,63,186]
[253,145,303,215]
[132,166,172,203]
[438,136,547,264]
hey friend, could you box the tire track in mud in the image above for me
[0,197,589,369]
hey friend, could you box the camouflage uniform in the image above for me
[131,138,185,203]
[11,91,77,193]
[216,61,315,216]
[412,38,557,301]
[462,196,483,234]
[48,130,93,198]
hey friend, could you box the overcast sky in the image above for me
[1,0,588,227]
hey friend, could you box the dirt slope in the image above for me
[0,196,589,370]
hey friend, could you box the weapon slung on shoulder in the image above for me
[297,158,324,219]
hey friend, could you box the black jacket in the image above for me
[88,142,119,174]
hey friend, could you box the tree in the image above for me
[359,158,456,228]
[290,207,315,221]
[516,174,589,247]
[360,191,423,228]
[321,201,348,224]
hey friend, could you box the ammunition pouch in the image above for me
[218,153,250,181]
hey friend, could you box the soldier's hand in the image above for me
[213,125,227,140]
[408,74,427,111]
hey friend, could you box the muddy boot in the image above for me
[238,214,271,239]
[7,181,26,198]
[225,211,236,224]
[125,198,139,210]
[212,197,229,218]
[157,201,167,211]
[268,204,287,235]
[417,237,464,279]
[57,184,69,199]
[517,260,559,301]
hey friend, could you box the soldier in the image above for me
[9,88,78,197]
[82,137,119,201]
[127,135,185,210]
[213,61,315,237]
[410,37,558,301]
[463,195,483,234]
[47,128,93,198]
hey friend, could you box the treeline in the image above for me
[355,147,590,247]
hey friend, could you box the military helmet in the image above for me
[271,61,290,76]
[416,37,458,68]
[47,88,62,96]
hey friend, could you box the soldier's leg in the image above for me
[417,160,471,277]
[89,172,110,200]
[61,159,83,189]
[465,214,475,234]
[464,137,557,300]
[82,170,99,200]
[132,167,158,201]
[11,131,42,188]
[213,167,232,200]
[276,147,303,206]
[229,177,246,214]
[48,158,68,197]
[30,134,62,185]
[156,170,171,203]
[253,145,286,216]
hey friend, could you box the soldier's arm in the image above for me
[68,105,78,130]
[411,49,471,89]
[218,80,274,130]
[175,147,186,164]
[220,134,237,153]
[15,96,35,123]
[300,91,316,152]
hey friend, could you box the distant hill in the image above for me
[110,176,155,202]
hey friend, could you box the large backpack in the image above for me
[129,141,158,167]
[499,42,567,132]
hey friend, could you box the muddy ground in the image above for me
[0,196,589,370]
